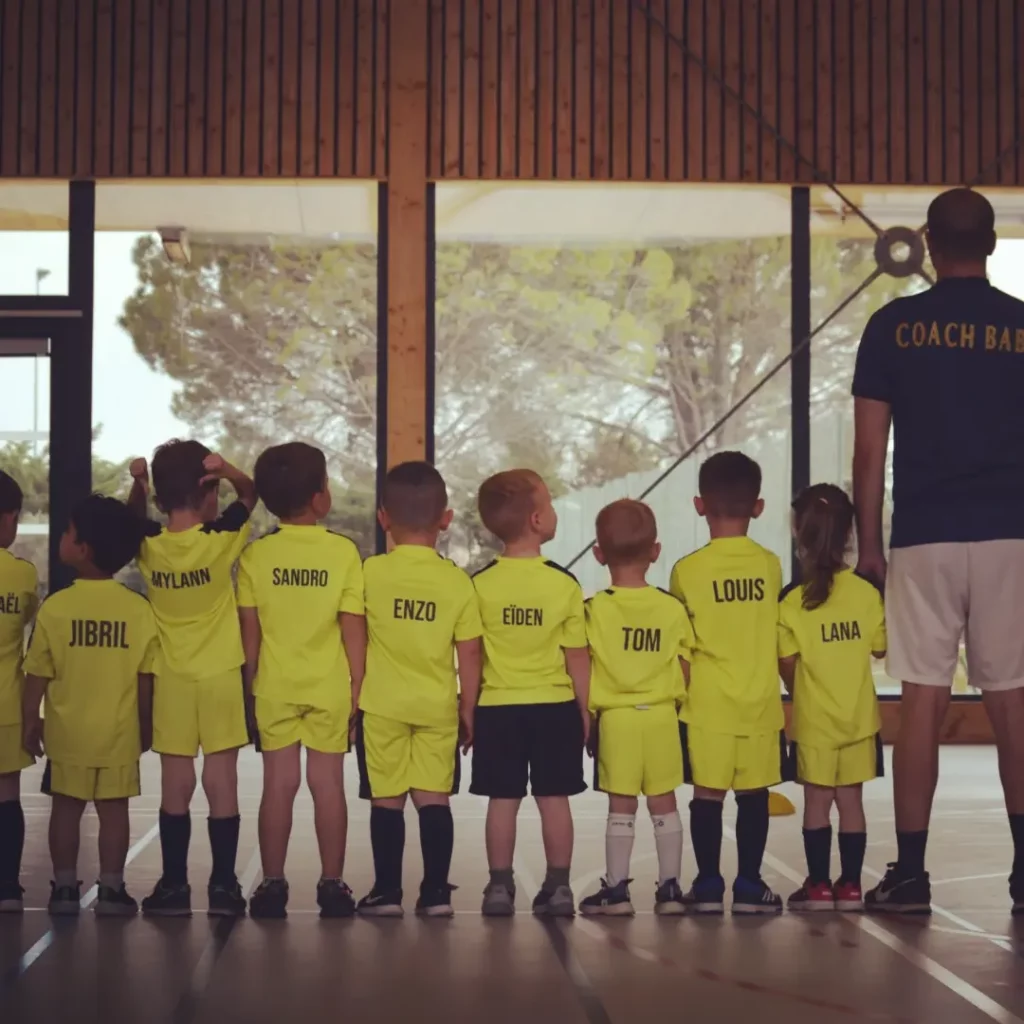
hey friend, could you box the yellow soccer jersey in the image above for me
[472,557,587,706]
[587,586,692,712]
[779,569,886,747]
[670,536,783,736]
[359,545,482,728]
[0,549,37,727]
[24,579,159,767]
[237,524,364,709]
[138,501,251,679]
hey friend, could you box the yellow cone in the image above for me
[768,791,796,816]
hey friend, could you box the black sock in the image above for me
[159,810,191,886]
[1009,814,1024,879]
[689,799,723,880]
[208,815,240,887]
[735,790,770,883]
[418,805,454,890]
[803,826,833,885]
[896,830,928,876]
[838,831,867,886]
[370,806,406,892]
[0,799,25,885]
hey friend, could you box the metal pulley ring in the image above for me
[873,226,926,279]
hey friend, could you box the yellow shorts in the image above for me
[256,697,349,754]
[594,704,682,796]
[42,761,140,801]
[357,712,460,799]
[795,735,883,788]
[0,723,32,775]
[682,723,785,791]
[153,669,248,757]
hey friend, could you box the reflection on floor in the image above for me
[2,747,1022,1024]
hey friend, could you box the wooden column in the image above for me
[386,0,430,468]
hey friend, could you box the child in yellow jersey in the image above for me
[0,472,38,913]
[126,440,256,918]
[237,443,366,920]
[670,451,786,914]
[579,500,692,918]
[22,496,158,917]
[778,485,886,914]
[471,469,590,918]
[356,462,482,919]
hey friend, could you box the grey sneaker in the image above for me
[48,881,81,916]
[482,881,516,917]
[532,884,575,918]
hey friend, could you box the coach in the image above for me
[852,188,1024,915]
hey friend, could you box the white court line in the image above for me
[930,873,1010,887]
[735,829,1024,1024]
[930,925,1021,942]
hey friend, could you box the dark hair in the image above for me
[926,188,996,262]
[70,494,147,575]
[478,469,545,543]
[382,461,448,530]
[151,439,213,511]
[698,451,762,518]
[792,483,855,610]
[0,470,23,515]
[255,442,327,519]
[595,499,658,565]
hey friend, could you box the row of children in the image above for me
[0,440,888,920]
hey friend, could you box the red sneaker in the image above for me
[787,879,834,912]
[833,880,864,912]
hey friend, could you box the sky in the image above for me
[1,230,1023,467]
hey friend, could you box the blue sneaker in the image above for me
[732,876,783,915]
[580,878,634,917]
[679,875,725,914]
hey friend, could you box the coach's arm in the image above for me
[853,397,892,587]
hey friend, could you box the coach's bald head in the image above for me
[926,188,996,272]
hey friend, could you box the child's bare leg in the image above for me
[646,791,683,885]
[411,790,453,891]
[690,786,726,881]
[49,794,86,884]
[306,751,346,879]
[370,795,407,892]
[802,784,836,884]
[605,794,639,885]
[259,745,301,879]
[535,795,573,892]
[485,798,520,873]
[0,772,24,893]
[835,784,867,887]
[158,754,196,885]
[202,748,241,888]
[95,797,131,887]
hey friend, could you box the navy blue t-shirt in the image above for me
[852,277,1024,548]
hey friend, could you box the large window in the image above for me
[91,183,379,560]
[434,184,793,593]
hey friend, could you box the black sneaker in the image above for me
[48,881,82,916]
[249,879,289,920]
[142,879,192,917]
[732,876,784,915]
[317,879,356,919]
[357,887,404,918]
[95,884,139,917]
[654,878,687,916]
[1010,874,1023,917]
[531,885,575,917]
[416,883,456,918]
[0,881,24,913]
[864,864,931,915]
[208,880,247,918]
[580,878,634,917]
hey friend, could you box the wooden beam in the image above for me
[386,0,430,468]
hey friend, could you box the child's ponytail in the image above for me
[791,483,855,611]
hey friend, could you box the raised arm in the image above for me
[127,458,150,518]
[202,453,257,511]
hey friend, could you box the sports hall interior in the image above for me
[1,1,1024,1021]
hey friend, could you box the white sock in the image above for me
[651,811,683,885]
[605,813,636,886]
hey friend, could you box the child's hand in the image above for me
[245,695,260,750]
[22,720,43,759]
[584,713,596,758]
[129,458,149,481]
[580,708,591,749]
[200,453,228,485]
[459,705,475,753]
[140,724,153,754]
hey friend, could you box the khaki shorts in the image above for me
[887,541,1024,691]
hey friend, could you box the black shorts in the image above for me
[470,701,586,799]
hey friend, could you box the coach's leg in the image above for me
[981,688,1024,898]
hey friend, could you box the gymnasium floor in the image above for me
[1,747,1021,1024]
